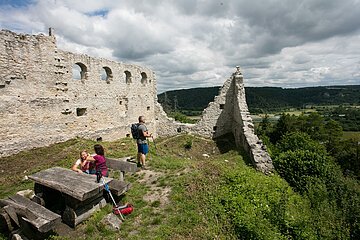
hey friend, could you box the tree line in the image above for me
[158,85,360,112]
[158,85,360,130]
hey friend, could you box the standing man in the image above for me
[137,116,152,169]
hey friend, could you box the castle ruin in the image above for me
[0,29,273,174]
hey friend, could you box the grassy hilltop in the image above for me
[1,131,360,239]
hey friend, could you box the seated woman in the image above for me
[86,144,109,177]
[71,150,95,174]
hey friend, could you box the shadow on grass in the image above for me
[214,133,253,167]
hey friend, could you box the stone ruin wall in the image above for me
[156,68,274,174]
[0,29,273,174]
[0,29,157,157]
[231,70,274,174]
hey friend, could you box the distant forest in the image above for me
[158,85,360,113]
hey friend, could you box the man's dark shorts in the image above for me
[137,143,149,155]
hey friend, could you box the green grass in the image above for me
[0,134,351,239]
[342,131,360,140]
[0,135,216,239]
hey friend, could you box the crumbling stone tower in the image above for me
[156,67,274,174]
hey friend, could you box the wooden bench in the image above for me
[106,157,137,181]
[0,194,61,233]
[108,180,131,197]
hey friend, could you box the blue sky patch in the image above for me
[86,9,109,17]
[0,0,33,7]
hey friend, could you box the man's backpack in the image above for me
[131,123,140,139]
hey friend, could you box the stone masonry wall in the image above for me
[231,69,273,174]
[0,29,273,174]
[0,29,157,157]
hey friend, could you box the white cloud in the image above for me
[0,0,359,93]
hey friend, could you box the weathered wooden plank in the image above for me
[62,198,107,227]
[0,199,32,224]
[30,167,97,200]
[106,158,137,173]
[4,205,19,227]
[31,194,45,207]
[64,194,104,210]
[33,182,102,212]
[10,195,60,224]
[0,194,61,233]
[22,216,49,233]
[17,217,51,240]
[0,208,14,232]
[28,167,112,201]
[10,229,30,240]
[108,180,132,197]
[118,171,124,181]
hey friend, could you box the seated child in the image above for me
[86,144,108,177]
[71,150,95,174]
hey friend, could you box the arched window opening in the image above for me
[101,66,113,83]
[124,70,132,84]
[72,62,87,80]
[141,72,147,84]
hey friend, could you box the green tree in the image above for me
[303,112,325,141]
[334,139,360,178]
[275,132,327,155]
[257,114,272,136]
[271,113,298,143]
[273,132,341,192]
[324,119,343,154]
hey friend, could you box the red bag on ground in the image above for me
[113,204,134,215]
[120,204,134,215]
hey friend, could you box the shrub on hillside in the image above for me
[214,167,317,239]
[272,132,360,238]
[275,132,326,154]
[274,150,337,193]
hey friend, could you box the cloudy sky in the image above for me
[0,0,359,93]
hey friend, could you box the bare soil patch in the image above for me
[136,169,171,207]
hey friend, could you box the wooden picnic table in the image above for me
[28,167,111,202]
[27,167,114,227]
[27,166,132,227]
[0,161,135,234]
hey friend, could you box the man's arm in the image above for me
[142,130,152,137]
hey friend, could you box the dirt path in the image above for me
[137,169,171,207]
